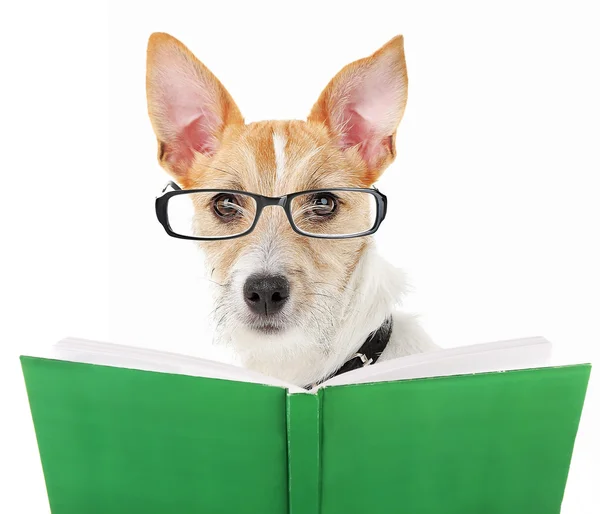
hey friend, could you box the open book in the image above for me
[20,336,591,514]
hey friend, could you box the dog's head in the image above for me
[146,33,408,354]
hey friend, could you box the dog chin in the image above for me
[244,315,291,335]
[250,324,285,335]
[230,323,303,349]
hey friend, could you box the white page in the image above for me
[317,336,552,389]
[37,335,554,394]
[49,337,305,393]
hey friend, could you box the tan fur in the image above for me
[188,121,371,300]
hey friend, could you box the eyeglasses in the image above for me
[155,181,387,240]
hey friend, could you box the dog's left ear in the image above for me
[308,36,408,184]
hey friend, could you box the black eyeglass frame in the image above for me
[155,181,388,241]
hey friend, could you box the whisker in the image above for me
[311,280,363,296]
[305,292,338,301]
[223,162,247,177]
[207,303,227,321]
[200,164,235,177]
[201,276,226,287]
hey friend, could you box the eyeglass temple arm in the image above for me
[161,181,182,193]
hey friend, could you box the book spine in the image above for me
[286,391,322,514]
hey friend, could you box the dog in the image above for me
[146,32,438,387]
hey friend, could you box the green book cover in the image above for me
[20,336,591,514]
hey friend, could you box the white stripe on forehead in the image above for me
[273,132,287,180]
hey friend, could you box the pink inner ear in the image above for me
[338,106,390,169]
[184,114,217,154]
[163,114,219,167]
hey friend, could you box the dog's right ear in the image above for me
[146,33,244,183]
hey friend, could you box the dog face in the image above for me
[146,33,408,347]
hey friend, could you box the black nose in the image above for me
[243,274,290,316]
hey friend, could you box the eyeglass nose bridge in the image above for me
[253,196,290,228]
[260,196,288,208]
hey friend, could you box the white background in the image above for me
[1,0,598,512]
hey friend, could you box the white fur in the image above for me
[273,132,286,180]
[211,245,438,387]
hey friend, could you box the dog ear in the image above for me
[308,36,408,184]
[146,33,244,181]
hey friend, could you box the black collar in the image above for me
[310,316,393,388]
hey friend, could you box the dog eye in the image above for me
[308,193,338,216]
[212,194,242,219]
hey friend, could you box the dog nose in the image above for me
[243,274,290,316]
